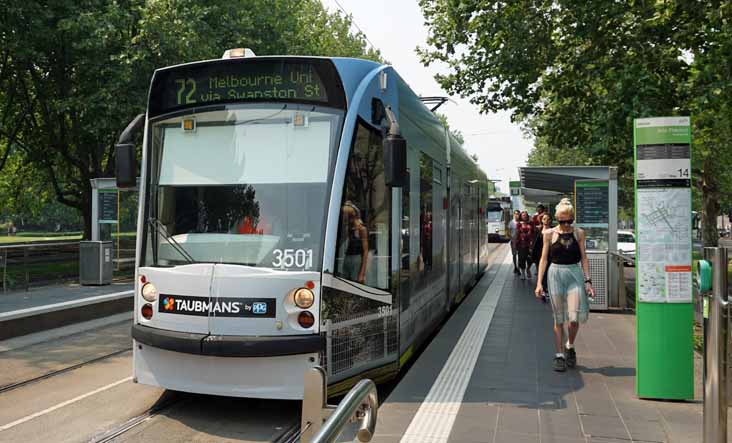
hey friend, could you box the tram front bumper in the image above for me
[132,323,324,357]
[131,324,323,399]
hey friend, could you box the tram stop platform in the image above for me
[0,282,133,340]
[373,247,711,443]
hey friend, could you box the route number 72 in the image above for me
[175,78,197,105]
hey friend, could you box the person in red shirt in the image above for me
[514,211,535,280]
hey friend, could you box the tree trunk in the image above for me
[701,169,719,247]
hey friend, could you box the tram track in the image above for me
[88,391,301,443]
[88,391,184,443]
[0,348,132,395]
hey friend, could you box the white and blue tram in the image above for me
[115,50,493,399]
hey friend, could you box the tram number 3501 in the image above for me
[272,249,313,269]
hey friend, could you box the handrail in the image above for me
[310,379,378,443]
[0,241,80,250]
[608,249,635,265]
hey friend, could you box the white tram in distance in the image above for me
[115,50,494,399]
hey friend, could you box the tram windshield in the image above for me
[486,209,503,222]
[144,104,343,270]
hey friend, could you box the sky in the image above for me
[320,0,533,194]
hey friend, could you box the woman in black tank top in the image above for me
[534,198,596,372]
[549,231,582,264]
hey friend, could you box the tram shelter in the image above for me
[517,166,619,309]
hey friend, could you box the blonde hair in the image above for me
[555,197,574,218]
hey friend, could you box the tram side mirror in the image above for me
[384,134,407,187]
[115,143,136,188]
[115,114,145,188]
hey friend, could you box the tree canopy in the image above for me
[419,0,732,245]
[0,0,380,238]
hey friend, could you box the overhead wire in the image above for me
[332,0,378,52]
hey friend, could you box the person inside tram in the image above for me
[514,211,535,280]
[340,201,369,284]
[534,198,595,372]
[508,210,521,274]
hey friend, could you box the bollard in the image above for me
[703,247,729,443]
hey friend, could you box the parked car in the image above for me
[617,230,636,266]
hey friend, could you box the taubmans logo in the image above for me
[158,295,275,318]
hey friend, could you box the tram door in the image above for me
[398,147,420,356]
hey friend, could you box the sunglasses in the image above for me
[558,219,574,225]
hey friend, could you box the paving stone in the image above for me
[614,400,662,422]
[624,418,668,442]
[497,405,540,434]
[579,414,630,440]
[464,387,539,407]
[539,408,585,439]
[449,403,500,437]
[493,431,540,443]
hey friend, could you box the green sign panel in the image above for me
[575,180,609,227]
[634,116,693,400]
[98,190,118,224]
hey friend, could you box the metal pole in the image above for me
[704,246,728,443]
[24,247,29,291]
[2,249,6,294]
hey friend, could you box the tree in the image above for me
[419,0,732,246]
[434,112,465,144]
[0,1,380,239]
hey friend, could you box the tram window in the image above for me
[419,153,433,279]
[335,120,390,290]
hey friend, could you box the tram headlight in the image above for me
[298,311,315,329]
[294,288,314,309]
[141,283,158,302]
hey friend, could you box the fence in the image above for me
[0,240,135,293]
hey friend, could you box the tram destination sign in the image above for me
[634,117,691,188]
[148,58,346,117]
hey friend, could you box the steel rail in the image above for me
[0,348,131,394]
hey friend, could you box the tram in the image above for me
[486,197,511,242]
[115,50,492,399]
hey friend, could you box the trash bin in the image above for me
[80,241,113,285]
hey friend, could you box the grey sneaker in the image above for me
[566,347,577,368]
[553,356,567,372]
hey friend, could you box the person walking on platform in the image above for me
[532,213,553,302]
[508,210,521,275]
[514,211,534,280]
[531,204,546,230]
[534,198,595,372]
[530,204,546,274]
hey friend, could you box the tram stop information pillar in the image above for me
[634,116,694,400]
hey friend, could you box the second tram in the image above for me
[116,50,493,399]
